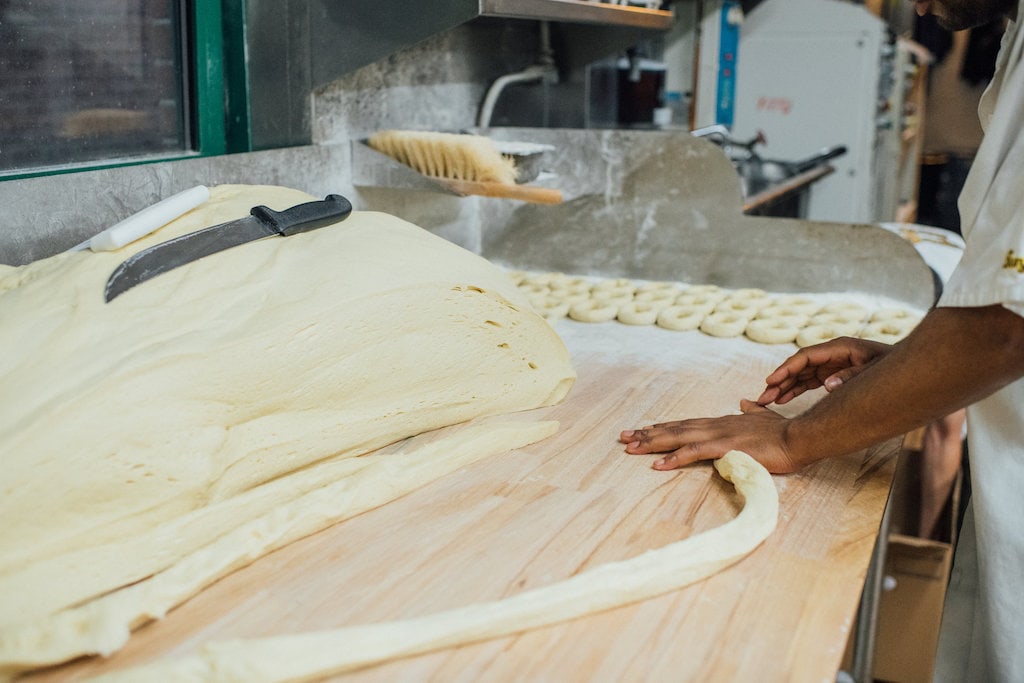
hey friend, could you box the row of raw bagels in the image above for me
[509,270,923,347]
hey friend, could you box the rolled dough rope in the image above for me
[744,318,800,345]
[90,451,778,683]
[859,319,916,344]
[700,312,749,338]
[656,305,707,332]
[0,421,559,677]
[796,324,847,348]
[616,301,660,326]
[568,298,619,323]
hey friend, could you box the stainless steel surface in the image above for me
[479,128,936,309]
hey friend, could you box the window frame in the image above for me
[1,0,243,181]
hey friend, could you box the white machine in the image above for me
[727,0,903,223]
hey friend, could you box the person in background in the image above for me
[620,0,1024,680]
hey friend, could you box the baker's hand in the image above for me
[757,336,891,406]
[620,400,803,474]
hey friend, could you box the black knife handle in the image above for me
[250,194,353,236]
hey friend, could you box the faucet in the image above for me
[477,21,559,129]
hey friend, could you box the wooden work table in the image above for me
[31,318,899,682]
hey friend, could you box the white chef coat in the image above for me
[933,5,1024,681]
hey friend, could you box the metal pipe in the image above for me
[476,21,558,128]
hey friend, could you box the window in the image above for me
[0,0,229,178]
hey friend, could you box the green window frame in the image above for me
[1,0,248,181]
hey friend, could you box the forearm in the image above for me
[785,305,1024,466]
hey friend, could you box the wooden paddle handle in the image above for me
[436,178,563,205]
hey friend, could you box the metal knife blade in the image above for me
[104,194,353,302]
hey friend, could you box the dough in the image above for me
[617,301,661,326]
[869,307,921,325]
[726,287,769,301]
[634,281,679,296]
[796,324,847,348]
[656,305,706,331]
[522,271,572,289]
[767,295,820,316]
[633,289,678,305]
[807,312,864,336]
[674,292,721,312]
[819,301,868,321]
[679,284,723,297]
[0,185,575,675]
[568,298,619,323]
[713,298,762,318]
[0,419,557,675]
[590,278,635,300]
[860,319,916,344]
[754,306,810,329]
[700,312,749,338]
[529,294,571,320]
[745,318,800,345]
[89,451,778,683]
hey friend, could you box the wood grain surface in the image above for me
[27,320,899,682]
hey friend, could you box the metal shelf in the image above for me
[479,0,674,30]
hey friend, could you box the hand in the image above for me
[757,336,891,406]
[619,399,804,474]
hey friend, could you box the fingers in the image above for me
[621,409,757,470]
[651,447,715,470]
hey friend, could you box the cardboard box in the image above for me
[873,534,953,683]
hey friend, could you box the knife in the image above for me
[104,194,353,302]
[69,185,211,252]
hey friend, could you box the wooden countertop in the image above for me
[30,320,898,682]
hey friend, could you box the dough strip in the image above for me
[90,451,777,683]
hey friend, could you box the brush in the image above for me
[367,130,562,204]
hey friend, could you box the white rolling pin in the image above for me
[69,185,210,252]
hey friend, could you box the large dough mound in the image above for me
[0,185,575,632]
